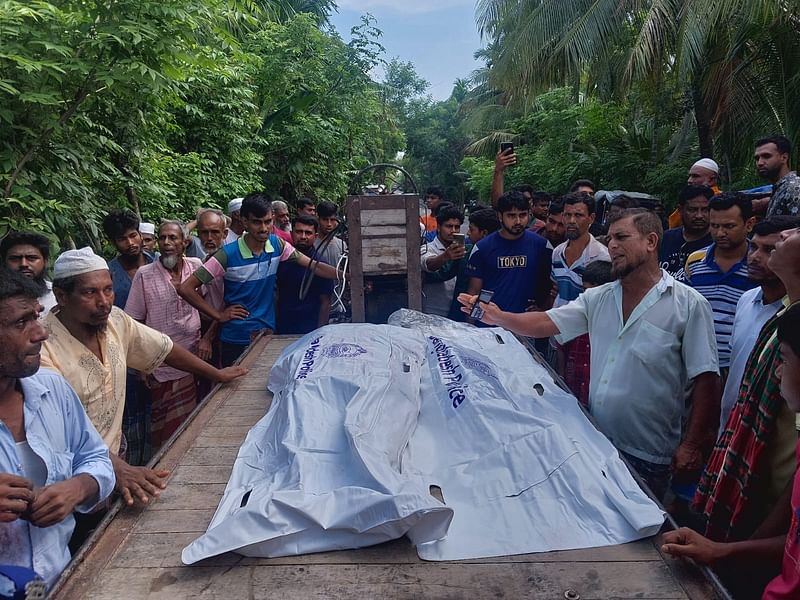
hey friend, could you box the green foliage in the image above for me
[0,1,396,247]
[404,93,476,207]
[471,0,800,189]
[461,88,701,209]
[252,14,387,201]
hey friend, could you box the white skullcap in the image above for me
[139,222,155,235]
[691,158,719,174]
[53,247,108,280]
[228,198,244,214]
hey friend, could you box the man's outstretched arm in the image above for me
[457,293,560,338]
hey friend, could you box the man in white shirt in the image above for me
[459,208,721,499]
[1,231,57,317]
[421,205,467,317]
[718,216,797,432]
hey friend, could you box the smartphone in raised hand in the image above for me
[500,142,514,155]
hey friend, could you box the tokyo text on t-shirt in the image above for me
[465,230,552,314]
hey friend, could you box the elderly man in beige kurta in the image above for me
[40,307,172,455]
[39,247,246,507]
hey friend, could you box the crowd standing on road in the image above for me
[1,134,800,597]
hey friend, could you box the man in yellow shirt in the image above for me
[40,248,246,506]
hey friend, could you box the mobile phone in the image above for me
[470,289,495,320]
[452,233,465,246]
[500,142,514,155]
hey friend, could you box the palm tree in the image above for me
[473,0,800,167]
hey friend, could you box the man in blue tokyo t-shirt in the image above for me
[277,215,334,335]
[466,190,552,319]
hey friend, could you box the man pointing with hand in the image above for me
[459,208,721,499]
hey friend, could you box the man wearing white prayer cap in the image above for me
[687,158,721,191]
[139,222,157,254]
[39,247,247,507]
[669,158,723,229]
[225,197,244,244]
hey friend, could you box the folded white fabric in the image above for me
[183,313,664,564]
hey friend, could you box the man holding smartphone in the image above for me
[421,205,467,317]
[465,191,552,323]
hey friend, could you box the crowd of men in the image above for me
[1,134,800,597]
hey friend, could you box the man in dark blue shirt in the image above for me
[659,185,713,281]
[103,209,154,308]
[466,191,552,320]
[276,215,334,335]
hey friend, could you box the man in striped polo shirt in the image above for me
[179,193,341,366]
[685,192,758,372]
[551,192,609,308]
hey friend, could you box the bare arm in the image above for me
[163,342,246,382]
[179,274,248,323]
[295,253,342,280]
[672,371,721,481]
[491,149,516,209]
[661,527,785,567]
[197,320,220,362]
[457,293,560,337]
[179,274,223,321]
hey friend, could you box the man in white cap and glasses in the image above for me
[39,247,247,507]
[139,222,157,255]
[225,197,244,244]
[668,158,723,229]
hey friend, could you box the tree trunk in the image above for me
[692,81,714,158]
[125,185,141,218]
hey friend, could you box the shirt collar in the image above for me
[586,235,606,260]
[237,234,275,259]
[704,242,749,271]
[612,270,673,334]
[18,372,49,414]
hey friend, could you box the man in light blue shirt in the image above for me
[0,268,114,588]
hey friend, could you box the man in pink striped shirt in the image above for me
[125,220,204,448]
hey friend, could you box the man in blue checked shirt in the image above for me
[0,268,114,589]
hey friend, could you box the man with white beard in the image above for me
[124,220,205,448]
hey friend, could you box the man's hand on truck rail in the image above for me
[111,454,169,507]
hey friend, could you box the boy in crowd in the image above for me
[276,216,334,335]
[659,185,713,281]
[179,194,341,366]
[446,209,500,322]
